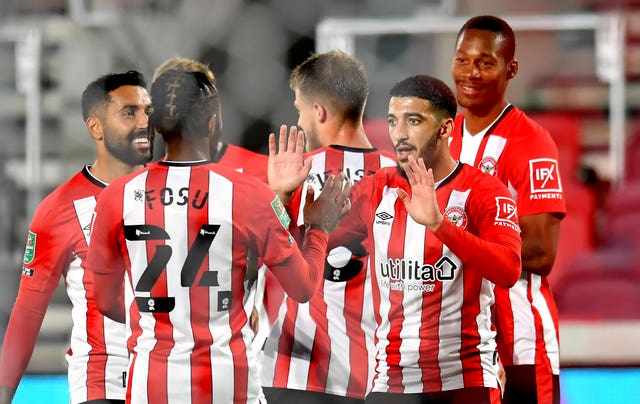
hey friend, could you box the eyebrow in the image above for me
[119,103,150,112]
[388,112,427,119]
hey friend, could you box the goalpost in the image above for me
[316,13,627,186]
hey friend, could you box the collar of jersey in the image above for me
[158,160,209,166]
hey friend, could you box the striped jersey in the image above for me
[331,164,522,393]
[449,105,567,375]
[214,143,270,364]
[86,160,324,404]
[0,166,128,403]
[260,145,396,399]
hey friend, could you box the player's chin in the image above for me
[135,149,153,164]
[396,161,409,176]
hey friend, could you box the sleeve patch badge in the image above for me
[494,196,520,232]
[23,230,37,264]
[271,196,291,229]
[529,158,562,193]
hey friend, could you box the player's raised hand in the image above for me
[396,156,443,231]
[268,125,312,203]
[303,172,352,234]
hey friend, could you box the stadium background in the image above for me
[0,0,639,402]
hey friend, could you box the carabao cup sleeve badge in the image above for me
[23,230,37,264]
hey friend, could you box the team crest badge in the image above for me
[23,231,37,264]
[271,196,291,229]
[443,206,468,229]
[478,157,497,176]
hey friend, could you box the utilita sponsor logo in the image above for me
[379,256,458,282]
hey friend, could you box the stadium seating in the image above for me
[553,179,640,319]
[363,117,393,153]
[554,246,640,319]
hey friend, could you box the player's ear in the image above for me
[507,59,518,80]
[208,114,217,134]
[86,116,103,141]
[315,103,327,123]
[439,117,455,139]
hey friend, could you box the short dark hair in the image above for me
[150,68,218,139]
[389,75,457,119]
[456,15,516,62]
[81,70,147,121]
[290,50,368,122]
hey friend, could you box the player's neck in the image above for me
[164,137,211,162]
[324,122,372,149]
[463,100,509,135]
[90,157,142,184]
[432,155,458,183]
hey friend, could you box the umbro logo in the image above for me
[376,212,393,221]
[375,212,393,226]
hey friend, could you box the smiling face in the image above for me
[451,28,517,116]
[387,96,444,173]
[100,85,153,166]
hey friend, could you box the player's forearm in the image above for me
[521,242,556,277]
[270,228,328,302]
[518,212,561,277]
[433,219,522,288]
[0,296,48,390]
[93,273,126,323]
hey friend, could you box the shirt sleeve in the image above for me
[0,203,71,388]
[86,185,127,322]
[433,178,523,288]
[244,180,329,302]
[503,127,566,218]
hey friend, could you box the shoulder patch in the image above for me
[23,231,37,264]
[529,158,562,193]
[271,196,291,229]
[494,196,520,231]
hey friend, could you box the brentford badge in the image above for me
[478,156,497,176]
[443,206,468,229]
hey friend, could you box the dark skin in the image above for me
[452,28,562,277]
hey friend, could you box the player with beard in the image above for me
[86,64,351,404]
[269,74,522,403]
[0,70,152,404]
[260,50,395,404]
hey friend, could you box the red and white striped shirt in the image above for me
[450,106,566,375]
[260,145,395,399]
[214,142,269,349]
[87,160,327,404]
[331,164,521,393]
[0,166,128,403]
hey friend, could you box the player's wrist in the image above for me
[305,223,329,234]
[427,215,444,232]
